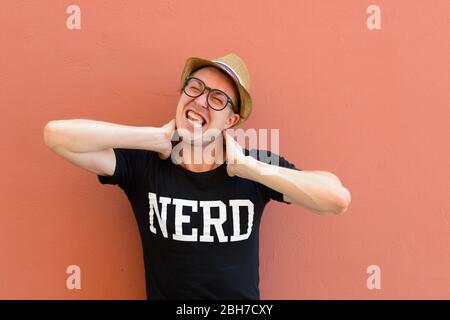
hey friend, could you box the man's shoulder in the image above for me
[244,148,280,160]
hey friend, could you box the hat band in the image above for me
[212,60,243,86]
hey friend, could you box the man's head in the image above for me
[175,66,240,144]
[175,53,252,145]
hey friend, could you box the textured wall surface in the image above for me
[0,0,449,299]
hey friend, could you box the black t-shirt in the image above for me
[97,147,301,299]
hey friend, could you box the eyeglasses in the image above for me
[183,76,238,113]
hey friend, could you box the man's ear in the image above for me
[224,113,240,129]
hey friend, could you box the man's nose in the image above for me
[194,90,209,110]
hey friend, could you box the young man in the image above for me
[44,53,351,299]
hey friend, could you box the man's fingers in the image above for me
[224,130,239,165]
[166,119,176,130]
[224,130,235,145]
[162,119,175,130]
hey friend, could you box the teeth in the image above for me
[188,111,202,121]
[188,118,202,128]
[187,110,205,125]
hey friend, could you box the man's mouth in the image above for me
[185,109,207,128]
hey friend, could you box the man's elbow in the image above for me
[333,187,351,215]
[334,203,349,215]
[317,187,351,216]
[44,121,63,150]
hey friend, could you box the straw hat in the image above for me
[180,53,252,127]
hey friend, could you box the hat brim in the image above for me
[180,57,252,127]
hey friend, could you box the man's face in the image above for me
[175,66,240,144]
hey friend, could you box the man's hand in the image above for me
[155,119,176,160]
[224,130,254,177]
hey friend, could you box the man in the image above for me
[44,53,351,299]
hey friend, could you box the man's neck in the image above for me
[176,140,226,173]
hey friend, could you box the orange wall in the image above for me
[0,0,449,299]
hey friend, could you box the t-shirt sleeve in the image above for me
[245,149,302,204]
[97,148,154,192]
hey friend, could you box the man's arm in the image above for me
[43,119,175,176]
[241,161,350,215]
[224,131,351,215]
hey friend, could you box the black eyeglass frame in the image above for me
[183,76,239,113]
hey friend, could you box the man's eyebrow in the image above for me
[193,76,236,99]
